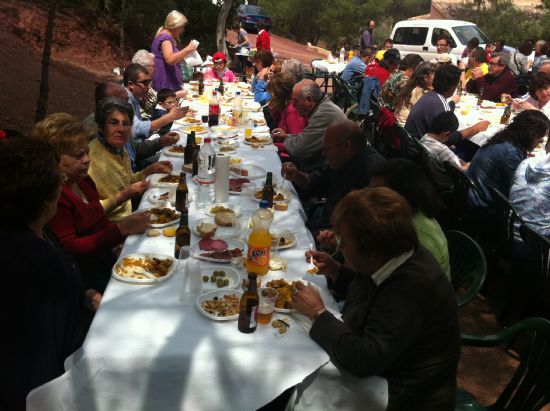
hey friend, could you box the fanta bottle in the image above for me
[246,200,273,275]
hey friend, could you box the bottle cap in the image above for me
[236,91,241,95]
[259,199,269,209]
[204,138,211,144]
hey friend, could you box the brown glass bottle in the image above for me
[198,72,204,95]
[219,79,224,96]
[500,104,512,125]
[183,131,196,165]
[261,172,274,208]
[192,145,200,176]
[175,172,188,213]
[238,273,259,333]
[174,212,191,259]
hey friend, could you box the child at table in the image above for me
[151,89,178,135]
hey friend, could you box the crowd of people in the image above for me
[1,9,550,411]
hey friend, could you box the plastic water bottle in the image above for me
[196,137,216,209]
[179,258,202,304]
[339,47,345,63]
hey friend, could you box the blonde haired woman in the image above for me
[151,10,197,91]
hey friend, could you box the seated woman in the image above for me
[369,159,451,279]
[467,110,550,212]
[294,187,459,410]
[379,53,423,111]
[268,72,307,158]
[509,137,550,238]
[203,52,236,83]
[0,138,86,410]
[394,62,437,125]
[509,72,550,119]
[33,113,150,309]
[88,97,173,222]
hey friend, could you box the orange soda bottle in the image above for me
[246,200,273,275]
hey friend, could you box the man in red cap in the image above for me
[203,52,237,82]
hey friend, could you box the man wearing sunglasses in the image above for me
[123,63,188,141]
[465,53,518,102]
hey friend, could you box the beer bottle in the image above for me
[208,90,220,127]
[476,87,484,106]
[238,273,259,333]
[219,78,224,96]
[192,145,200,177]
[184,131,196,165]
[500,103,512,125]
[261,172,274,208]
[175,172,189,213]
[174,212,191,259]
[198,71,204,96]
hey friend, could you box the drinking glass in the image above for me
[257,287,278,325]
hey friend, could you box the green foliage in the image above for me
[258,0,430,48]
[453,1,550,46]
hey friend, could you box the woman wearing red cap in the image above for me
[203,52,237,82]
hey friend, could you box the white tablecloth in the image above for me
[454,94,507,146]
[311,60,347,74]
[27,85,347,411]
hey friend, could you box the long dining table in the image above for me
[26,83,342,411]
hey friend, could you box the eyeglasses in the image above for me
[132,79,151,86]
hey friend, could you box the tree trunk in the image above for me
[216,0,233,59]
[120,0,125,69]
[35,0,56,122]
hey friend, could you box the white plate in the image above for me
[244,101,262,112]
[252,118,267,126]
[243,135,273,145]
[200,266,241,291]
[269,227,297,250]
[162,145,186,157]
[194,217,241,238]
[229,177,252,195]
[212,131,239,139]
[182,125,209,134]
[147,207,181,228]
[112,253,177,284]
[251,125,270,133]
[196,289,243,321]
[147,188,176,205]
[211,125,238,133]
[191,237,246,263]
[265,279,311,313]
[146,173,180,188]
[206,203,242,217]
[251,188,291,203]
[229,163,266,180]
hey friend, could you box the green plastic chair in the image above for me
[445,230,487,307]
[456,317,550,410]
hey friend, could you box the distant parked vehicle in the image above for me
[236,4,272,33]
[390,19,490,62]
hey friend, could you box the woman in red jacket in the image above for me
[255,21,271,51]
[33,113,150,311]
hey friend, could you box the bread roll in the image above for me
[215,211,236,226]
[197,222,217,237]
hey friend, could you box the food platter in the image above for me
[146,173,180,188]
[229,163,266,180]
[163,145,186,157]
[251,188,291,203]
[182,125,209,134]
[200,266,241,291]
[147,188,176,206]
[211,125,238,134]
[269,227,297,250]
[229,177,252,195]
[196,289,243,321]
[112,253,177,284]
[190,237,246,263]
[264,279,304,313]
[147,207,180,228]
[205,203,242,217]
[244,135,273,145]
[194,217,242,238]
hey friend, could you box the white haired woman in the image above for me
[132,49,187,118]
[151,10,197,91]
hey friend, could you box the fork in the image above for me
[306,243,319,275]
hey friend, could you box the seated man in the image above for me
[374,38,393,61]
[123,63,187,142]
[466,52,518,102]
[341,47,372,93]
[405,65,490,160]
[272,79,347,172]
[281,120,385,231]
[365,48,401,87]
[462,47,489,87]
[435,35,458,65]
[420,111,468,188]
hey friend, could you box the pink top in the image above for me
[279,102,307,134]
[203,68,236,83]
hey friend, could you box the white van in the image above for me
[390,19,490,62]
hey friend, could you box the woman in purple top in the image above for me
[151,10,197,91]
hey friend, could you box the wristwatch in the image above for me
[313,307,327,321]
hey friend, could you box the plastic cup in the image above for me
[257,287,278,325]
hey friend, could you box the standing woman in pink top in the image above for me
[151,10,197,91]
[268,72,308,159]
